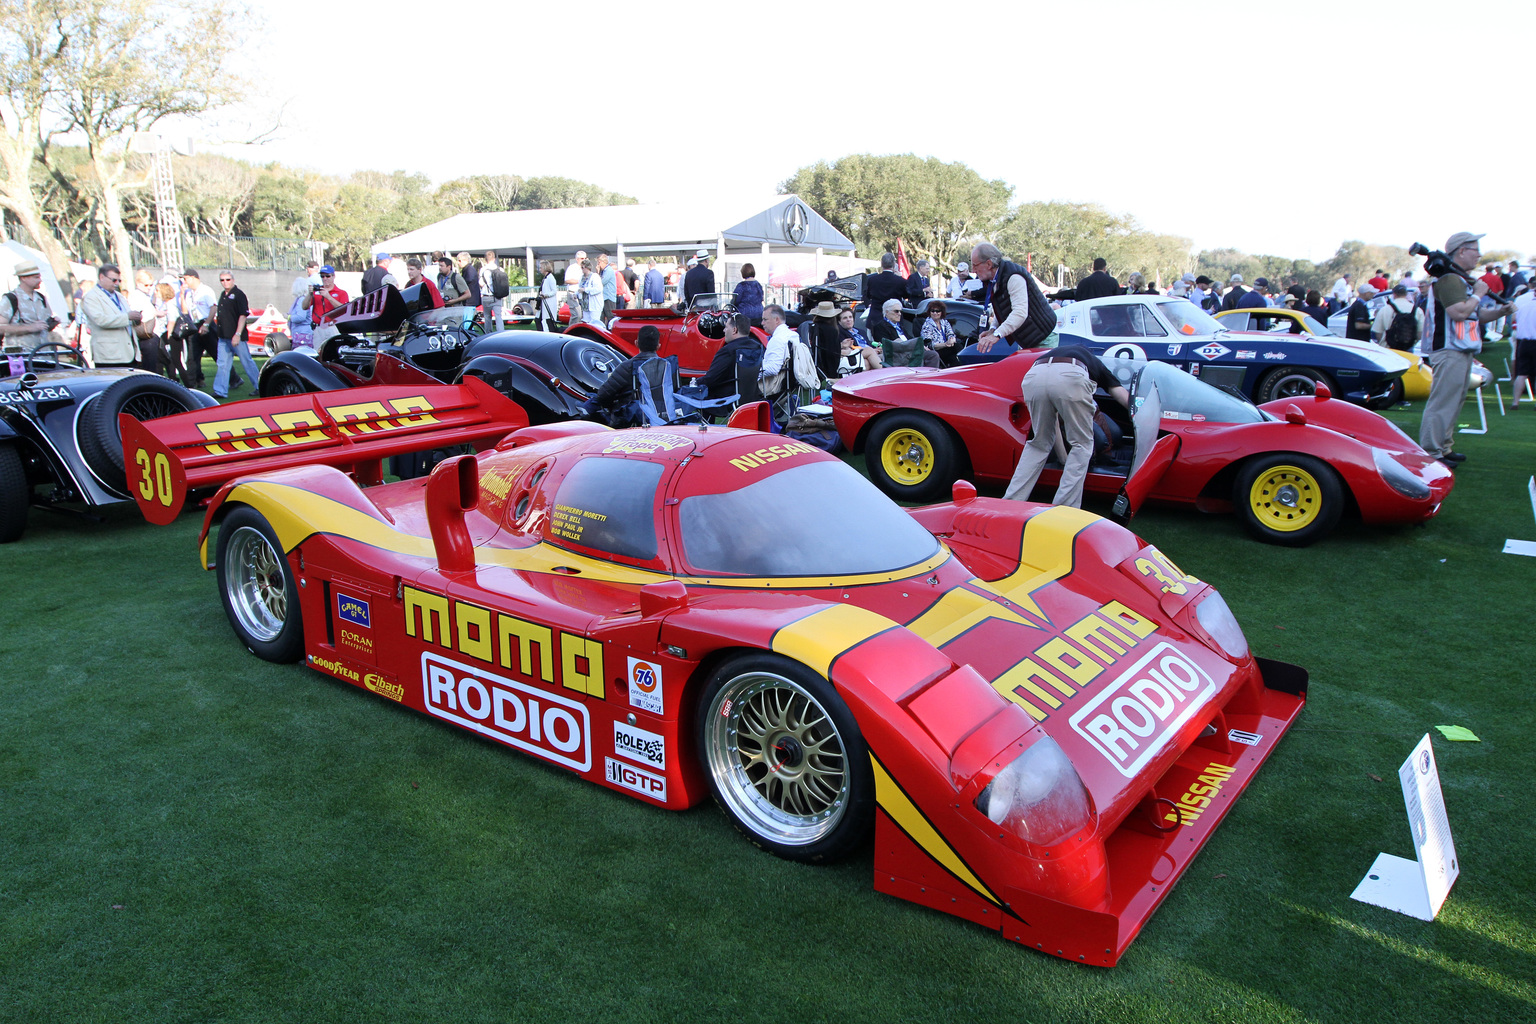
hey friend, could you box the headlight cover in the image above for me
[974,736,1092,848]
[1194,589,1249,660]
[1372,447,1431,500]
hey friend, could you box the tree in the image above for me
[1322,240,1413,293]
[513,176,636,210]
[26,0,244,280]
[998,201,1192,286]
[0,0,75,280]
[174,153,256,237]
[780,154,1012,273]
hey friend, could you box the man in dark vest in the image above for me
[972,242,1053,355]
[361,252,393,294]
[1074,257,1120,300]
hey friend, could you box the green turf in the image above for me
[2,377,1533,1023]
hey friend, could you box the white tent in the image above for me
[715,253,877,289]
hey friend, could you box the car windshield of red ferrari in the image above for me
[677,461,939,577]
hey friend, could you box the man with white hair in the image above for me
[1343,284,1377,341]
[1220,273,1248,311]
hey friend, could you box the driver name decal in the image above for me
[423,651,592,771]
[602,432,691,455]
[1069,642,1216,777]
[1194,343,1230,360]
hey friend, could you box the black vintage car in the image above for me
[0,344,216,542]
[258,284,624,424]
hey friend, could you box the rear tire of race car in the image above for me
[78,374,202,495]
[0,444,29,544]
[697,652,874,864]
[262,365,309,397]
[865,411,962,504]
[1233,453,1343,546]
[1255,366,1334,404]
[263,332,292,357]
[217,506,305,662]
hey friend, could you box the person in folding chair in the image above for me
[582,325,734,427]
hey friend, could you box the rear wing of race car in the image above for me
[119,377,528,525]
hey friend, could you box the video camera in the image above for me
[1408,242,1461,280]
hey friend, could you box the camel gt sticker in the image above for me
[337,593,371,628]
[628,657,663,714]
[1194,343,1230,360]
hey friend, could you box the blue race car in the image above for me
[1049,296,1409,406]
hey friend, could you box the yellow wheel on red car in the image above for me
[866,411,961,504]
[1234,454,1342,546]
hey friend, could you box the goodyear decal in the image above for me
[197,395,439,454]
[1165,761,1236,827]
[770,604,896,679]
[871,756,998,906]
[309,653,361,682]
[402,585,603,698]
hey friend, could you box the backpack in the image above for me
[761,331,819,398]
[490,268,510,299]
[1383,301,1419,350]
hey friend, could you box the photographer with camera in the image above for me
[1417,232,1514,466]
[2,261,60,352]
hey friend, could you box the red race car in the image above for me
[833,353,1453,546]
[566,294,766,375]
[124,396,1305,965]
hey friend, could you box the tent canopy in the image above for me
[715,252,877,288]
[1,241,88,319]
[374,195,854,263]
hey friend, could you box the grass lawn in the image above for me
[2,360,1533,1023]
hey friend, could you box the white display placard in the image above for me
[1504,476,1536,557]
[1350,733,1459,920]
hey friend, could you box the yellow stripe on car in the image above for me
[770,604,897,678]
[872,756,999,905]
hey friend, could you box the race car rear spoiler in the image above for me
[119,377,528,525]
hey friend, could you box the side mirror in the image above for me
[1283,404,1307,425]
[639,580,688,617]
[426,454,479,573]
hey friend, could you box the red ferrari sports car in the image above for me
[832,352,1453,546]
[566,294,766,375]
[123,393,1306,966]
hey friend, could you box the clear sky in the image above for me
[198,0,1534,264]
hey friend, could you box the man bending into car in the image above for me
[1004,344,1129,509]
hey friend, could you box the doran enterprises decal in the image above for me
[422,652,590,771]
[628,657,663,714]
[1069,642,1216,777]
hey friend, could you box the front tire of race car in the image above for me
[865,411,962,504]
[1256,366,1334,403]
[217,506,304,662]
[0,444,29,543]
[697,653,874,864]
[78,375,202,494]
[1234,453,1343,546]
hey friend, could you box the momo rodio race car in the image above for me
[123,390,1307,965]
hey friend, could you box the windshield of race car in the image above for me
[1107,358,1265,424]
[678,460,939,576]
[1157,301,1227,337]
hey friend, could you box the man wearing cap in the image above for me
[301,265,349,325]
[1074,258,1119,301]
[1341,284,1378,342]
[361,252,394,294]
[1,261,59,351]
[80,264,143,368]
[948,262,976,300]
[1374,284,1423,350]
[1236,277,1270,310]
[1419,231,1514,466]
[1192,275,1218,313]
[682,249,715,306]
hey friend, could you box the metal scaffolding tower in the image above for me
[150,138,184,275]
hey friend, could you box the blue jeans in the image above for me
[214,335,260,397]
